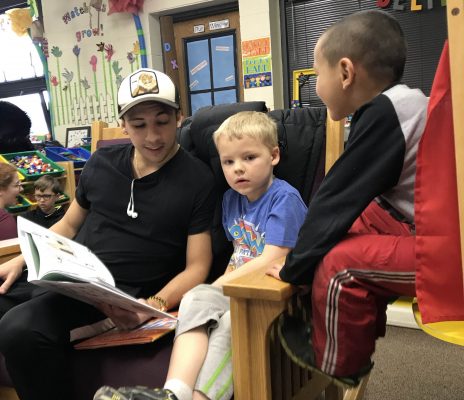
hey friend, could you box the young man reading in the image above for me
[94,111,308,400]
[0,69,216,400]
[266,10,427,385]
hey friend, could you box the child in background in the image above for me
[23,175,65,228]
[267,10,427,385]
[94,111,308,400]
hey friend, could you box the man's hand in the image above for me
[97,300,152,331]
[0,256,25,295]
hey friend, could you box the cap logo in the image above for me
[130,70,159,98]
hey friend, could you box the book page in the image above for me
[31,279,176,319]
[17,217,114,285]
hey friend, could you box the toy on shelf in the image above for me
[1,151,65,180]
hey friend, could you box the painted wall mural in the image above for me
[41,0,147,137]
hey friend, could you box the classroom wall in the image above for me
[41,0,281,143]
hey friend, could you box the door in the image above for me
[185,32,239,115]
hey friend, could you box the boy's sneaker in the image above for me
[93,385,178,400]
[277,313,373,387]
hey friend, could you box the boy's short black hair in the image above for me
[34,174,61,194]
[320,10,406,84]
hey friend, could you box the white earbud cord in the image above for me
[127,178,138,218]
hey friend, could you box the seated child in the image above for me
[22,174,65,228]
[267,10,427,385]
[94,111,308,400]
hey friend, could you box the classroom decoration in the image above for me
[89,54,98,100]
[415,41,464,324]
[132,15,147,68]
[51,46,65,125]
[127,51,136,72]
[241,37,272,89]
[73,45,83,98]
[96,42,108,97]
[65,126,91,147]
[104,43,117,114]
[6,8,32,36]
[132,41,141,69]
[376,0,446,10]
[108,0,144,14]
[42,1,144,127]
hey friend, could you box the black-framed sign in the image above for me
[65,126,91,147]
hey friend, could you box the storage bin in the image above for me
[0,154,25,181]
[1,151,65,181]
[45,147,90,168]
[6,194,32,213]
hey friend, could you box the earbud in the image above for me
[127,209,138,219]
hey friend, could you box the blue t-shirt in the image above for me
[222,178,307,269]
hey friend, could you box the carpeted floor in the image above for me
[364,325,464,400]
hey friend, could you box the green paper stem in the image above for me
[101,52,108,96]
[56,58,65,125]
[53,85,60,126]
[67,86,72,123]
[93,71,99,101]
[76,57,82,98]
[108,61,116,119]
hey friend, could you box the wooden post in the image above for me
[447,0,464,289]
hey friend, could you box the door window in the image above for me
[185,33,238,115]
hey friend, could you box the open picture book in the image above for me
[17,217,177,321]
[74,313,178,349]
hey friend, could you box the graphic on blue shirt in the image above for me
[229,216,265,268]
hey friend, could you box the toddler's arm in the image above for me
[212,244,289,287]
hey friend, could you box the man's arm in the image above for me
[152,230,212,309]
[0,200,88,295]
[49,199,88,238]
[213,244,290,287]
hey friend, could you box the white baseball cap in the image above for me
[117,68,180,118]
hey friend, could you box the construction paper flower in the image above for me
[90,55,98,72]
[62,68,73,83]
[51,46,62,58]
[96,42,105,52]
[50,76,58,87]
[104,44,114,61]
[81,78,90,90]
[73,45,80,57]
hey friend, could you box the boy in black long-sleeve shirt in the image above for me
[267,10,427,385]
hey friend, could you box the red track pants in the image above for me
[312,201,416,377]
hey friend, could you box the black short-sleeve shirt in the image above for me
[75,144,216,296]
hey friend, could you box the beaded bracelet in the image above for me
[147,295,168,312]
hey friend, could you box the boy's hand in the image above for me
[266,258,285,280]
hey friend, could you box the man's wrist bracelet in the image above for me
[147,295,168,311]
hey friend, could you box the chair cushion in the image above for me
[269,107,327,204]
